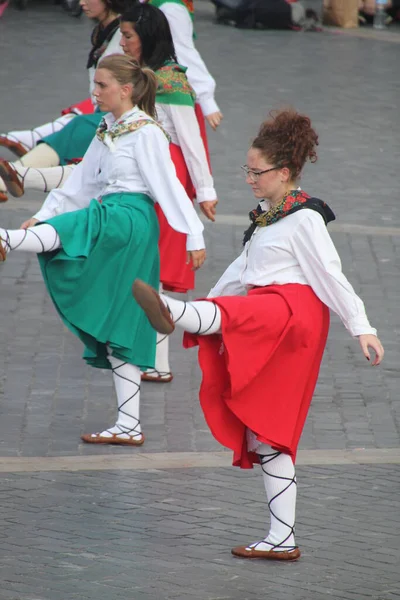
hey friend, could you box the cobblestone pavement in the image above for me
[1,2,400,599]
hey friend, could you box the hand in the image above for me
[205,111,223,131]
[20,218,39,229]
[200,200,218,222]
[186,249,206,270]
[358,334,384,366]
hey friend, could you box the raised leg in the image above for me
[0,114,75,156]
[133,280,222,336]
[0,160,74,198]
[0,224,61,261]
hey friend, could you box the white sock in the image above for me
[96,356,143,441]
[0,176,5,192]
[18,143,60,168]
[161,294,222,335]
[0,224,61,255]
[2,114,75,152]
[9,163,74,194]
[144,285,172,379]
[247,445,297,553]
[144,332,171,379]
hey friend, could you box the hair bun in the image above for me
[253,109,319,179]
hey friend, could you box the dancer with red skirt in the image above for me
[119,4,217,385]
[133,109,384,560]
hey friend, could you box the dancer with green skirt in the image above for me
[0,54,206,446]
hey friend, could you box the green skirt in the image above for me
[40,113,104,165]
[38,192,160,370]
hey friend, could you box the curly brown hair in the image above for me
[252,109,319,180]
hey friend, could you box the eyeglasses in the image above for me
[240,165,280,183]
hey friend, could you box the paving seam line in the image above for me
[0,449,399,473]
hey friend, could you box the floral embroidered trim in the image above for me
[96,117,170,145]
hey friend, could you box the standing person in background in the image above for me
[0,55,206,448]
[133,109,384,560]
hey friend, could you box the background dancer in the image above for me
[0,0,222,203]
[0,55,206,447]
[148,0,223,131]
[0,0,126,202]
[133,109,384,560]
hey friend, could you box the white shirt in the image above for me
[156,103,216,202]
[159,3,220,116]
[88,29,123,106]
[208,204,376,337]
[33,108,205,251]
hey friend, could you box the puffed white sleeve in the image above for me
[167,104,217,202]
[290,210,377,337]
[33,136,103,222]
[135,126,205,251]
[160,3,220,116]
[208,249,247,297]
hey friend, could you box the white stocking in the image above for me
[247,445,297,553]
[95,356,143,441]
[161,294,222,335]
[144,332,171,380]
[0,224,61,255]
[143,285,172,380]
[1,114,76,153]
[6,163,74,194]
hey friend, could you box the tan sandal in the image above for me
[0,160,24,198]
[0,237,7,262]
[141,370,173,383]
[231,545,301,561]
[80,432,145,446]
[132,279,175,335]
[0,135,27,158]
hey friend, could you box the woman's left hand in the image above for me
[187,249,206,270]
[200,200,218,222]
[205,111,223,130]
[358,334,384,366]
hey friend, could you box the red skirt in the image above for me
[157,106,210,293]
[184,284,330,468]
[61,98,95,116]
[156,143,196,293]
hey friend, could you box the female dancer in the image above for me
[0,4,217,385]
[133,109,384,560]
[149,0,223,131]
[0,54,206,447]
[0,0,125,202]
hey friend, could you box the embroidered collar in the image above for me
[96,106,170,151]
[243,189,336,245]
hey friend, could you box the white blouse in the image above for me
[88,29,123,106]
[159,2,220,116]
[33,108,205,251]
[208,202,376,337]
[156,103,216,202]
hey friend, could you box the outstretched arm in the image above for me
[291,210,384,364]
